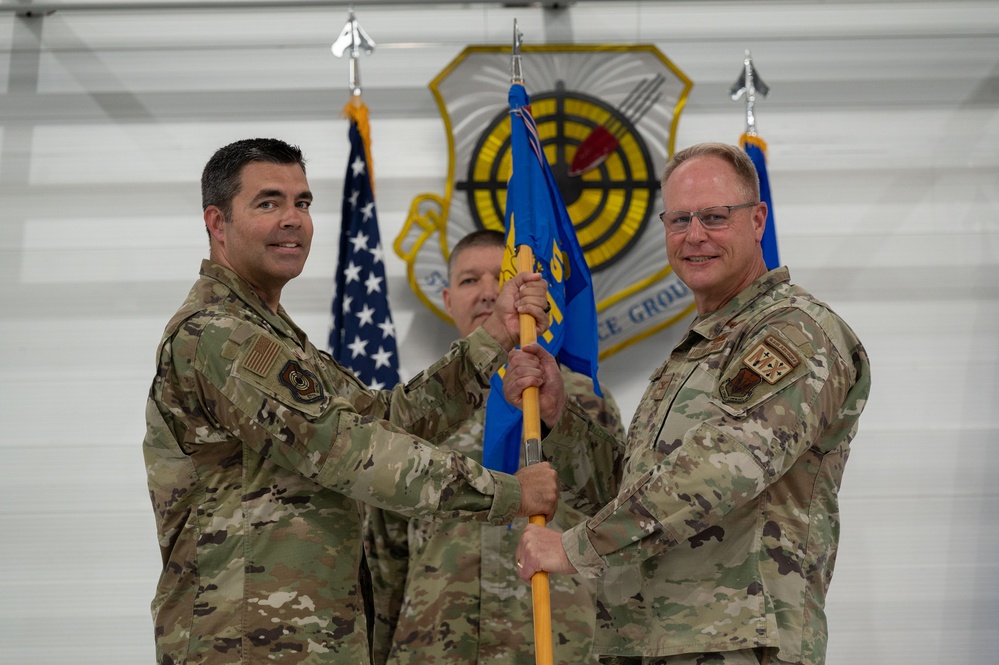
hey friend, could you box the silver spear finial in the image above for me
[511,19,524,85]
[332,6,376,97]
[730,50,770,136]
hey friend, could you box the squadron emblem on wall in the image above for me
[395,45,696,357]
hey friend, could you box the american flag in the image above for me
[329,106,400,390]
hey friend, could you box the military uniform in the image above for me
[542,268,870,665]
[144,261,527,664]
[364,369,625,665]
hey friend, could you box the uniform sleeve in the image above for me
[362,504,410,665]
[549,370,627,528]
[560,308,865,577]
[542,389,626,516]
[190,320,522,525]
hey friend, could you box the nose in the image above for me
[483,275,500,302]
[684,215,709,241]
[280,205,306,227]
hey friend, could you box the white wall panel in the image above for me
[1,1,997,663]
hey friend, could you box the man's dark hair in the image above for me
[447,229,505,282]
[201,138,307,223]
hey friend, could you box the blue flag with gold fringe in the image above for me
[741,133,780,270]
[330,102,400,390]
[481,82,601,474]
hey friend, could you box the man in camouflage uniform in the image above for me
[363,230,626,665]
[143,138,560,664]
[507,143,871,665]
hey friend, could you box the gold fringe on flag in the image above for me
[342,97,375,194]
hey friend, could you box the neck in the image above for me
[695,263,768,315]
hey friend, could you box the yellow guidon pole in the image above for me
[517,245,554,665]
[510,21,552,663]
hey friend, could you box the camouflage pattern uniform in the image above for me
[364,368,625,665]
[541,268,870,665]
[144,261,528,664]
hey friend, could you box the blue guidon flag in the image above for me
[329,102,400,390]
[482,82,601,475]
[741,133,780,270]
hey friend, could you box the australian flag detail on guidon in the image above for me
[329,109,400,390]
[481,82,602,475]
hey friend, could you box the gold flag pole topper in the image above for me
[511,21,554,665]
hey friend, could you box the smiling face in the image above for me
[663,154,768,314]
[443,243,505,338]
[205,161,313,311]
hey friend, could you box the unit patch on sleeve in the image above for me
[719,367,763,403]
[742,336,800,385]
[278,360,325,404]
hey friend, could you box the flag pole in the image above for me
[511,20,554,665]
[332,6,376,181]
[731,51,780,269]
[730,49,769,138]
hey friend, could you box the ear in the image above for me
[204,206,226,246]
[442,286,453,318]
[751,201,768,242]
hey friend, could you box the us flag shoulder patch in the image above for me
[244,335,281,377]
[741,336,800,385]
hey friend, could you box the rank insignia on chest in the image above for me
[279,360,325,404]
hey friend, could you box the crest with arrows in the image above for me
[394,43,696,358]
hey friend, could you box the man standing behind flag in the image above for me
[363,229,625,665]
[330,99,400,389]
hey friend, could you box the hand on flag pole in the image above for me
[482,23,602,664]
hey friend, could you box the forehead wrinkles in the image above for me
[451,246,502,279]
[453,263,489,283]
[665,157,747,209]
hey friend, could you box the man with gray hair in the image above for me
[507,143,871,665]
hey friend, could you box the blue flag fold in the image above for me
[741,134,780,270]
[482,83,601,474]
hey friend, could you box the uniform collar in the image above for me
[198,259,307,346]
[686,266,790,342]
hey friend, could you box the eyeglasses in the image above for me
[659,202,758,234]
